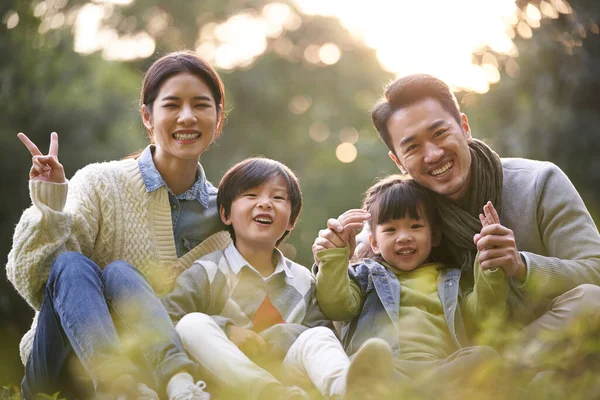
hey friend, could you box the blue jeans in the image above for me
[22,252,196,399]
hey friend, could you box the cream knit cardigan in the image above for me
[6,157,231,365]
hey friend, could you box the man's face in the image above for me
[387,98,473,201]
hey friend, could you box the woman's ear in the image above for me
[141,104,153,132]
[219,206,231,226]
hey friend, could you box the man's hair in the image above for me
[217,157,303,245]
[371,74,462,156]
[363,174,439,231]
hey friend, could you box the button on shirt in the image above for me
[137,146,225,257]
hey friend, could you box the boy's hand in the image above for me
[474,201,526,279]
[227,325,268,359]
[312,209,370,262]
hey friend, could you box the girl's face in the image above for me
[142,72,218,164]
[369,206,440,272]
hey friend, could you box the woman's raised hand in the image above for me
[18,132,66,183]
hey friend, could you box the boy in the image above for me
[314,175,509,398]
[162,157,394,400]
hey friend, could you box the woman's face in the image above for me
[142,72,218,164]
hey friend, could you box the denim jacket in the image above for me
[340,259,470,357]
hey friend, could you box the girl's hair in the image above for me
[217,157,303,245]
[355,175,440,261]
[127,50,225,158]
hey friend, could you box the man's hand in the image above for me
[474,201,526,280]
[312,209,370,262]
[227,325,268,360]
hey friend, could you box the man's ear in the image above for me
[141,104,153,132]
[460,113,472,143]
[389,151,407,175]
[219,206,231,226]
[432,228,442,247]
[369,234,381,255]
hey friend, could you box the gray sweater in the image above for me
[356,158,600,306]
[500,158,600,302]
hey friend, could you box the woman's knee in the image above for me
[102,260,138,283]
[48,251,101,287]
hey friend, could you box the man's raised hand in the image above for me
[474,201,526,279]
[18,132,66,183]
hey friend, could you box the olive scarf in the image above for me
[434,139,504,275]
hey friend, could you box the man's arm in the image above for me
[522,163,600,299]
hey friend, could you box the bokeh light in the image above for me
[309,122,330,142]
[289,95,312,114]
[336,143,357,163]
[339,127,359,144]
[319,42,341,65]
[4,11,19,29]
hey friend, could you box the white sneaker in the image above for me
[170,381,210,400]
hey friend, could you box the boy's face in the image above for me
[221,175,294,252]
[369,207,440,272]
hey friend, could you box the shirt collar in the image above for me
[137,145,214,207]
[224,242,294,279]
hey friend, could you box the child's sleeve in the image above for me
[161,260,231,331]
[462,251,508,334]
[315,246,364,321]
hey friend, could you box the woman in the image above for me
[7,51,230,399]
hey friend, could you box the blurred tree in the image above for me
[464,0,600,219]
[0,0,144,385]
[0,0,391,385]
[2,0,598,391]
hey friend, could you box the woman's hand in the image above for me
[18,132,66,183]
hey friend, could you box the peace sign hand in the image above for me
[18,132,66,183]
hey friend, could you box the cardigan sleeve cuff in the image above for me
[30,179,68,212]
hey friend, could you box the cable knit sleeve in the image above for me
[6,166,103,310]
[522,163,600,300]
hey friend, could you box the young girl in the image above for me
[8,51,230,399]
[314,175,508,398]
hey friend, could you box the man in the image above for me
[314,74,600,375]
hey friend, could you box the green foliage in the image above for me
[1,0,599,396]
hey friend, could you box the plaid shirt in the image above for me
[162,242,334,353]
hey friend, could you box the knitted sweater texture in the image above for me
[6,158,230,365]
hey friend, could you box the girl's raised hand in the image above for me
[18,132,66,183]
[479,201,500,228]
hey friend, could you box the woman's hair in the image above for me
[217,157,303,245]
[127,50,225,158]
[355,174,440,261]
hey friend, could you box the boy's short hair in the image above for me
[363,174,440,232]
[217,157,303,245]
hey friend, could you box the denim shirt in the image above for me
[137,146,225,257]
[341,259,470,357]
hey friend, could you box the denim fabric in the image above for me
[22,252,195,399]
[340,259,470,357]
[137,145,224,257]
